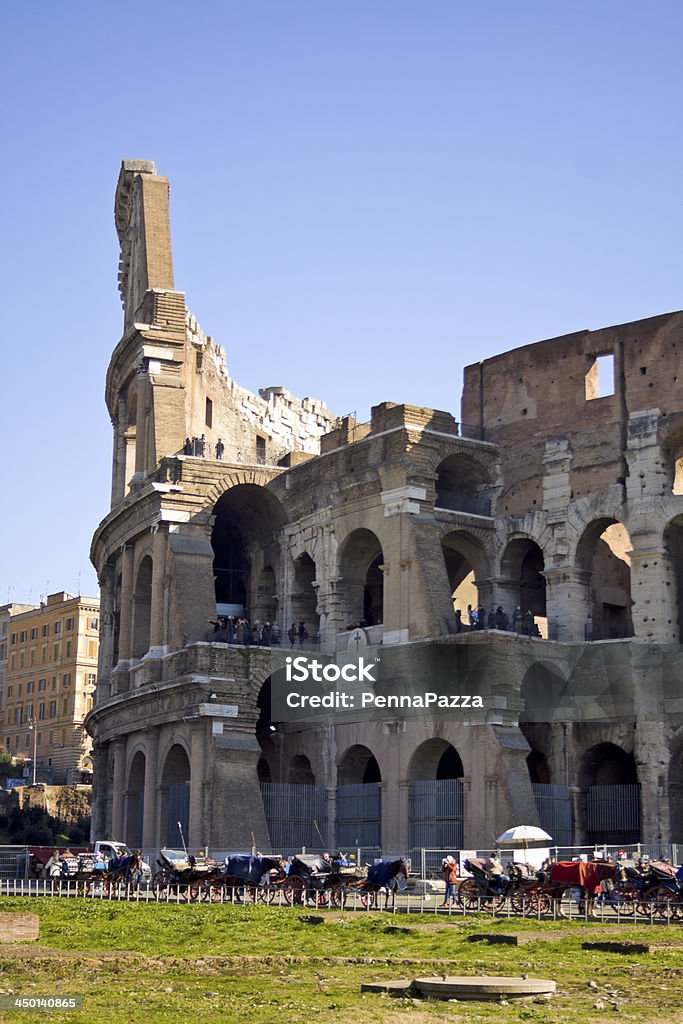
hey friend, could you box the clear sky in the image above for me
[1,0,681,604]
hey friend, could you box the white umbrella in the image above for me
[495,825,553,865]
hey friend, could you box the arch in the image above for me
[337,744,382,785]
[435,452,492,516]
[160,743,191,847]
[125,750,145,848]
[338,528,384,627]
[408,739,464,848]
[257,757,272,782]
[663,515,683,642]
[441,530,489,628]
[211,484,288,614]
[578,741,640,845]
[292,552,319,639]
[501,536,547,631]
[408,738,464,781]
[287,753,315,785]
[576,518,633,639]
[131,555,153,659]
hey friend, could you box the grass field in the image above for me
[0,898,681,1024]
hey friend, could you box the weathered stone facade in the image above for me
[86,161,683,855]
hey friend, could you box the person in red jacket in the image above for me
[440,855,459,906]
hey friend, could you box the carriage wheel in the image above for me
[182,883,203,902]
[644,885,678,919]
[310,890,328,908]
[456,878,480,912]
[360,889,377,909]
[509,889,531,916]
[331,886,348,908]
[284,876,305,906]
[247,885,268,903]
[610,882,638,917]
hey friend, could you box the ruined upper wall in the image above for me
[461,311,683,514]
[115,160,174,330]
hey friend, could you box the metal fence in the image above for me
[409,779,464,850]
[586,784,641,841]
[336,783,381,848]
[260,783,328,851]
[533,782,573,846]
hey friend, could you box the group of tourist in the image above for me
[183,436,236,462]
[454,604,542,637]
[208,618,313,647]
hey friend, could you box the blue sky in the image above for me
[1,0,681,603]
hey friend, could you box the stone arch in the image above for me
[337,744,382,785]
[159,742,191,847]
[291,552,319,639]
[255,675,279,779]
[500,536,547,631]
[663,515,683,642]
[441,530,490,628]
[288,753,315,785]
[337,528,384,627]
[434,452,492,516]
[125,749,146,848]
[211,484,288,615]
[578,741,640,845]
[408,738,464,848]
[668,729,683,844]
[131,554,153,659]
[408,738,464,781]
[257,757,272,782]
[576,518,633,639]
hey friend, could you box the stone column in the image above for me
[325,786,337,851]
[111,737,127,840]
[635,722,670,845]
[118,544,135,663]
[188,725,206,850]
[96,565,116,702]
[141,729,159,850]
[396,780,412,852]
[629,545,677,643]
[542,567,592,642]
[149,526,167,654]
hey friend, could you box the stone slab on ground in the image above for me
[360,980,414,996]
[414,975,556,1001]
[468,931,565,946]
[582,940,654,955]
[0,914,39,943]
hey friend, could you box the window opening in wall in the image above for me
[205,397,213,428]
[585,353,615,400]
[256,436,266,465]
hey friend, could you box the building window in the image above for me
[53,643,60,660]
[15,707,22,724]
[7,686,13,698]
[19,652,24,668]
[51,677,57,690]
[38,678,46,692]
[205,396,213,428]
[38,703,45,721]
[88,641,97,658]
[11,633,16,645]
[30,649,35,666]
[18,684,22,697]
[25,734,30,749]
[62,699,68,716]
[87,673,96,687]
[0,642,5,660]
[20,630,27,643]
[256,436,266,464]
[10,654,15,671]
[62,674,70,687]
[90,617,99,630]
[27,681,34,694]
[30,627,38,640]
[49,701,57,718]
[42,624,48,637]
[26,704,33,721]
[54,622,61,635]
[66,617,73,631]
[585,352,615,400]
[65,640,72,657]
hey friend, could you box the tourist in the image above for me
[440,855,459,907]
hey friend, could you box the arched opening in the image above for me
[408,739,464,848]
[501,538,547,635]
[576,519,633,640]
[435,453,491,516]
[124,392,137,493]
[527,750,550,785]
[131,556,153,659]
[160,744,190,848]
[292,553,319,640]
[579,742,640,845]
[338,529,384,628]
[257,757,272,782]
[125,751,146,848]
[337,745,382,848]
[668,737,683,844]
[664,516,683,642]
[288,754,315,785]
[441,531,488,630]
[211,485,287,617]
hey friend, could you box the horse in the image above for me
[361,858,410,909]
[547,860,619,916]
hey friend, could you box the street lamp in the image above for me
[28,718,37,786]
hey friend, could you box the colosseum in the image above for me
[86,159,683,859]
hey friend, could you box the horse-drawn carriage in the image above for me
[61,849,144,895]
[152,849,223,900]
[222,855,283,902]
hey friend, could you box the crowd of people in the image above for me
[454,604,542,637]
[208,618,312,647]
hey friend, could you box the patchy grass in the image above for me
[0,898,681,1023]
